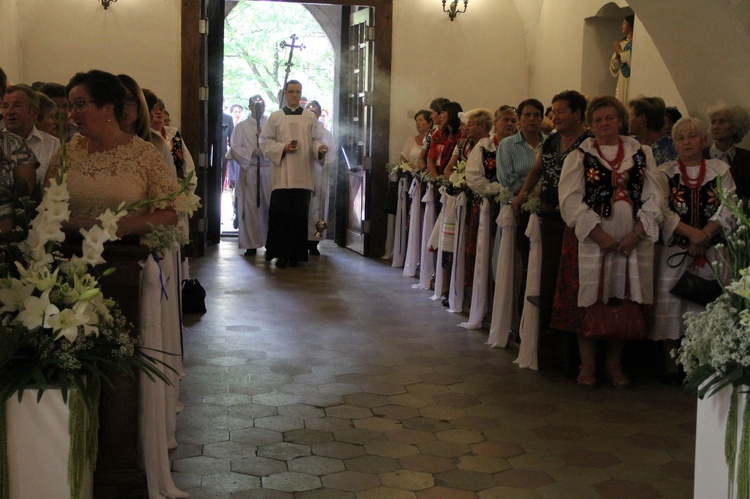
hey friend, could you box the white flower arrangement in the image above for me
[676,180,750,496]
[0,127,198,498]
[387,160,414,176]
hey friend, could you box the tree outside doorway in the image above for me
[224,1,335,121]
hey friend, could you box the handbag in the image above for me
[182,279,207,314]
[581,258,646,341]
[668,251,722,306]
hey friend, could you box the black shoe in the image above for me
[244,249,257,256]
[289,259,300,267]
[308,242,320,256]
[441,292,449,307]
[275,258,288,268]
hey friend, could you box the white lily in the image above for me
[15,290,59,331]
[0,279,35,314]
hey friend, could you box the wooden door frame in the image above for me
[181,0,392,257]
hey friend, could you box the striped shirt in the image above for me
[496,130,545,193]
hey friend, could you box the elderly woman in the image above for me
[628,95,677,165]
[651,117,735,385]
[704,102,750,199]
[558,95,663,389]
[513,90,591,212]
[45,70,186,499]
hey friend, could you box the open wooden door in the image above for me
[342,8,374,255]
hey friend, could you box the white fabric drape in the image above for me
[514,214,541,370]
[447,192,468,313]
[140,245,188,499]
[430,210,445,302]
[7,388,94,499]
[459,198,491,329]
[414,183,436,290]
[391,177,408,268]
[403,178,422,277]
[487,205,516,348]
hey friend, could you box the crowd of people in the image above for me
[387,88,749,390]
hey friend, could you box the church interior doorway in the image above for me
[220,1,338,238]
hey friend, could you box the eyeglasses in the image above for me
[70,100,95,113]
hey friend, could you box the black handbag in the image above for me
[670,270,722,306]
[667,251,722,307]
[182,279,207,314]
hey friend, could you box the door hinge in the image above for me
[197,218,207,232]
[363,156,372,171]
[198,152,207,168]
[366,26,375,42]
[363,220,371,234]
[198,19,209,35]
[198,86,209,101]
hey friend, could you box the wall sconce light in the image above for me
[442,0,468,21]
[99,0,117,9]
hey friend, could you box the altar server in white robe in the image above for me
[261,80,328,268]
[229,94,272,256]
[305,99,335,256]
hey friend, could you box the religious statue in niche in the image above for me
[610,14,634,104]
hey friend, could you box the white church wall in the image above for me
[0,0,22,81]
[0,0,183,127]
[388,0,534,162]
[388,0,691,162]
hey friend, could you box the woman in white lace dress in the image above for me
[45,70,186,499]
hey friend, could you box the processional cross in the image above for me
[279,34,305,109]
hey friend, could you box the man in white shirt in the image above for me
[2,84,59,183]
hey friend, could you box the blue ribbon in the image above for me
[151,251,170,303]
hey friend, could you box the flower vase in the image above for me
[694,384,749,498]
[3,387,94,499]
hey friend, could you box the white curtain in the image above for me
[413,183,436,290]
[487,205,516,348]
[403,178,422,277]
[514,214,541,370]
[391,177,409,268]
[139,244,188,498]
[447,192,468,313]
[459,197,491,329]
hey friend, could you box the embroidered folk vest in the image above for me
[667,172,720,248]
[581,148,647,219]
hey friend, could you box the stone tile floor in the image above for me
[173,240,695,498]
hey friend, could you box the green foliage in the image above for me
[224,1,335,112]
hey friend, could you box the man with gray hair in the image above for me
[2,84,58,182]
[229,94,272,256]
